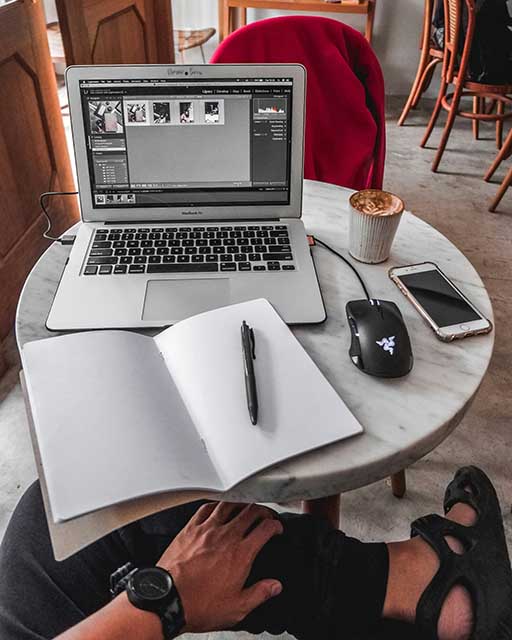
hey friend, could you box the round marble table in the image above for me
[16,180,494,522]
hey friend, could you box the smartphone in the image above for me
[389,262,492,342]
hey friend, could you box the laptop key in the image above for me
[234,254,245,261]
[148,256,161,264]
[282,265,296,270]
[84,266,98,275]
[238,263,251,271]
[87,257,117,265]
[205,255,218,262]
[92,241,111,249]
[253,265,266,271]
[248,254,260,261]
[198,247,211,254]
[141,240,152,248]
[147,263,219,273]
[270,230,288,237]
[177,255,190,263]
[129,265,145,274]
[128,248,141,255]
[120,256,133,264]
[220,263,236,271]
[114,249,127,256]
[220,255,232,262]
[127,241,138,248]
[90,249,113,257]
[185,247,197,254]
[142,248,155,255]
[191,255,204,262]
[113,241,125,248]
[263,253,293,261]
[114,265,128,274]
[268,264,281,271]
[171,248,183,255]
[99,265,113,275]
[157,248,169,255]
[134,256,146,264]
[213,246,224,254]
[163,255,176,263]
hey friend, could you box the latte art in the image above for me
[350,190,404,217]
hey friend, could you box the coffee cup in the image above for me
[348,189,404,264]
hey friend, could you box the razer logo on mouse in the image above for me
[376,336,396,355]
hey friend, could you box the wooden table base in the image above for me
[391,470,407,498]
[302,494,340,528]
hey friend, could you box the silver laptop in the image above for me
[47,64,326,331]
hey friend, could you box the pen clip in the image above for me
[249,328,256,359]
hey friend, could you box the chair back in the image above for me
[443,0,477,83]
[211,16,385,191]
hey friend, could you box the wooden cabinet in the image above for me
[55,0,175,65]
[0,0,78,341]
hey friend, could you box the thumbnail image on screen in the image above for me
[88,101,123,134]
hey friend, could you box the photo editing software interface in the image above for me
[79,77,293,209]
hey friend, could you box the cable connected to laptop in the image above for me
[40,191,78,245]
[309,235,371,301]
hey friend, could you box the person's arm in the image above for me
[57,502,283,640]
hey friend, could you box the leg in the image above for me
[496,100,504,149]
[421,76,449,148]
[218,0,226,41]
[391,469,407,498]
[365,0,376,43]
[0,481,206,640]
[472,96,480,140]
[431,84,464,172]
[484,127,512,181]
[489,163,512,212]
[398,52,433,126]
[302,494,340,528]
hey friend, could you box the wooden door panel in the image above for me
[91,6,150,64]
[0,0,78,339]
[56,0,175,66]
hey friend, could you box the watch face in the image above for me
[132,568,173,601]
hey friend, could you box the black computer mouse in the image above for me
[346,299,413,378]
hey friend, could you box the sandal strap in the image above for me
[411,514,481,639]
[444,468,480,517]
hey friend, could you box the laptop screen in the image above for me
[78,77,293,209]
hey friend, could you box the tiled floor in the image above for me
[0,96,511,640]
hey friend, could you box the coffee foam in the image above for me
[350,189,404,217]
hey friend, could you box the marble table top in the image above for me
[16,180,494,503]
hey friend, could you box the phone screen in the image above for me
[397,269,481,327]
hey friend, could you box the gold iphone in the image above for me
[389,262,492,342]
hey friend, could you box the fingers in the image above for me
[210,502,245,524]
[241,578,283,616]
[189,502,217,525]
[244,517,283,561]
[230,504,277,535]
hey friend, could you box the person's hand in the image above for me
[157,502,284,633]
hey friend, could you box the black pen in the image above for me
[241,320,258,425]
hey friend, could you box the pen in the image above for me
[241,320,258,425]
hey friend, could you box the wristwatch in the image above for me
[110,562,185,639]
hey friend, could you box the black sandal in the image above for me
[410,466,512,640]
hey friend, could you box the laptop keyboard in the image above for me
[82,225,296,276]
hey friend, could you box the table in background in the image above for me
[16,180,494,527]
[218,0,377,43]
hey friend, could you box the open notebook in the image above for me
[22,299,363,555]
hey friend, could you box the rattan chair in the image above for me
[421,0,512,172]
[398,0,444,126]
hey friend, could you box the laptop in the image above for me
[47,64,326,331]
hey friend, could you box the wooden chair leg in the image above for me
[489,163,512,212]
[391,470,407,498]
[413,58,441,105]
[496,101,504,149]
[472,96,480,140]
[398,51,433,126]
[303,495,340,528]
[485,127,512,181]
[421,78,448,148]
[431,83,464,172]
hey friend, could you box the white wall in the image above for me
[172,0,428,97]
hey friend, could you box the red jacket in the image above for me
[211,15,385,190]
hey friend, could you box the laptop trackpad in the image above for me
[142,279,230,322]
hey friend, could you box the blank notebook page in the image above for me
[155,298,363,487]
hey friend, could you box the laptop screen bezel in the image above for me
[66,64,305,223]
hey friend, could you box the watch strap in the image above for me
[110,562,138,599]
[160,593,186,640]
